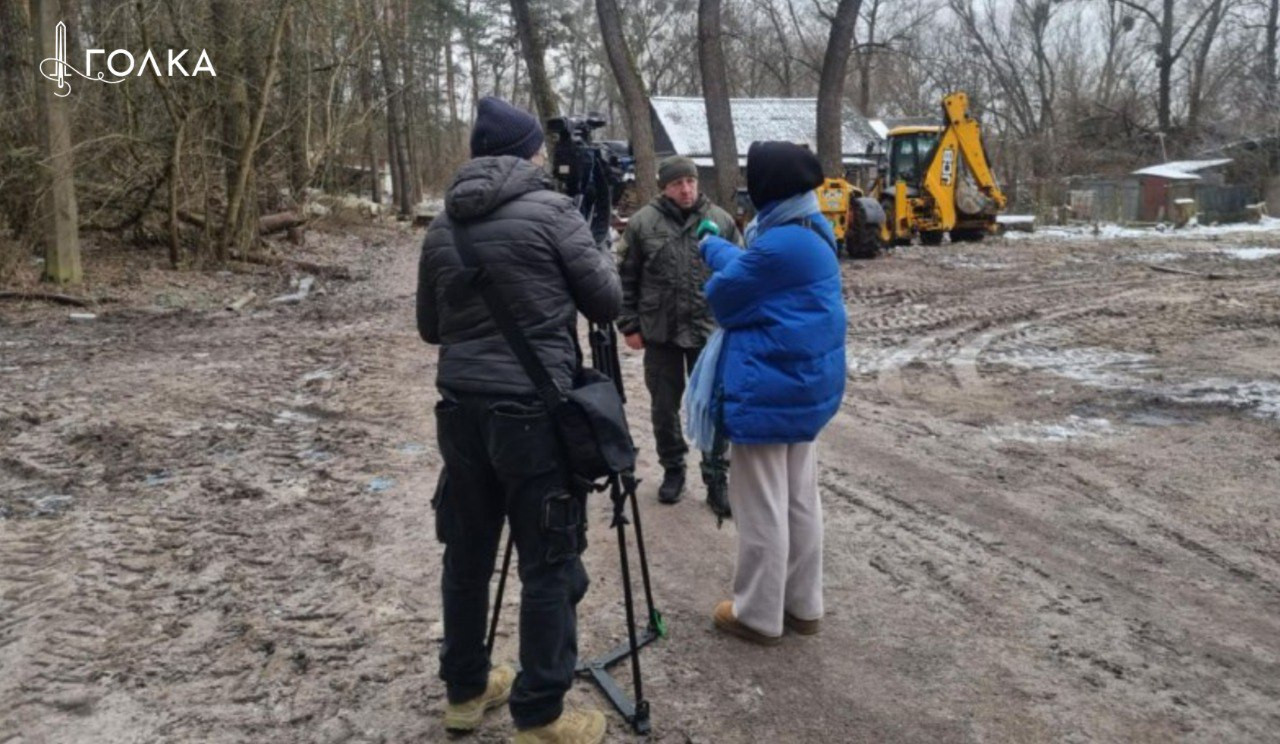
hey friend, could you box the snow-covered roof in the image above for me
[868,119,890,139]
[1131,159,1232,181]
[689,155,876,168]
[651,97,879,158]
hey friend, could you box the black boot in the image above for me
[657,467,685,504]
[706,479,731,519]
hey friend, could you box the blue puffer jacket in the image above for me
[700,212,847,444]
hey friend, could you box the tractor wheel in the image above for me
[845,229,881,259]
[951,228,987,243]
[919,230,945,246]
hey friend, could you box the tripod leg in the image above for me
[627,478,664,637]
[614,506,644,713]
[486,532,514,659]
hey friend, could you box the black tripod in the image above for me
[484,323,663,735]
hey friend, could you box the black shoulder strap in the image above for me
[450,223,565,409]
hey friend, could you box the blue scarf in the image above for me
[744,190,825,246]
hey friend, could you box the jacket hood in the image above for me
[445,156,554,222]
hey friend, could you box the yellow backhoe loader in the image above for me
[846,91,1007,255]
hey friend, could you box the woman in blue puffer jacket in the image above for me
[698,141,847,644]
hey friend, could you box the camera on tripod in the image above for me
[546,113,633,245]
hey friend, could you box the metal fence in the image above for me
[1067,178,1257,223]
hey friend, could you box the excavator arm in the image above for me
[920,92,1007,229]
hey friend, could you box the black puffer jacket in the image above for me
[417,156,621,396]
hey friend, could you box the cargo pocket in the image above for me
[542,489,586,563]
[488,400,558,478]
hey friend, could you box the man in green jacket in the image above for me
[617,156,741,516]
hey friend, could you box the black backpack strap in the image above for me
[450,223,565,411]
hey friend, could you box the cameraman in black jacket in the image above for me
[417,96,620,744]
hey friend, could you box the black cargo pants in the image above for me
[643,342,729,484]
[433,394,588,730]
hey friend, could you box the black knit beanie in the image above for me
[746,141,824,209]
[470,96,545,159]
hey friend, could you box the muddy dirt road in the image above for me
[3,222,1280,743]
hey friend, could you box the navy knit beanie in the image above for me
[746,141,824,209]
[470,96,545,159]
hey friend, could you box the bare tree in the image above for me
[377,1,413,218]
[1265,0,1279,111]
[699,0,740,208]
[1187,0,1232,133]
[597,0,658,204]
[816,0,862,176]
[222,0,292,260]
[510,0,560,122]
[31,0,81,283]
[1116,0,1229,133]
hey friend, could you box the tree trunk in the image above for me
[1266,0,1278,114]
[1,0,32,112]
[222,0,291,262]
[1187,0,1226,135]
[377,5,413,218]
[32,0,81,283]
[698,0,739,209]
[166,118,186,268]
[857,0,880,115]
[445,23,462,155]
[596,0,658,205]
[386,112,402,209]
[465,0,482,124]
[1157,0,1174,133]
[212,0,253,261]
[816,0,862,176]
[400,0,423,204]
[356,9,382,204]
[510,0,559,123]
[283,15,310,199]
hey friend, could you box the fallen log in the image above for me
[259,211,308,236]
[230,251,353,280]
[176,210,308,237]
[0,291,96,307]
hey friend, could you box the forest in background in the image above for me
[1,0,1277,282]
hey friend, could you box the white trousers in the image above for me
[728,441,823,637]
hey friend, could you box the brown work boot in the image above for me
[713,600,781,646]
[784,612,821,635]
[443,664,515,732]
[512,709,606,744]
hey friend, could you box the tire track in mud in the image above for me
[848,275,1150,397]
[816,458,1280,739]
[0,243,439,743]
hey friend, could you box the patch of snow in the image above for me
[1004,217,1280,242]
[985,416,1115,444]
[1217,247,1280,261]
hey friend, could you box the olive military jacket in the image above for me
[617,194,741,349]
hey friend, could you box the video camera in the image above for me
[546,114,633,246]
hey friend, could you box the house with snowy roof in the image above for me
[1130,159,1234,222]
[649,97,880,181]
